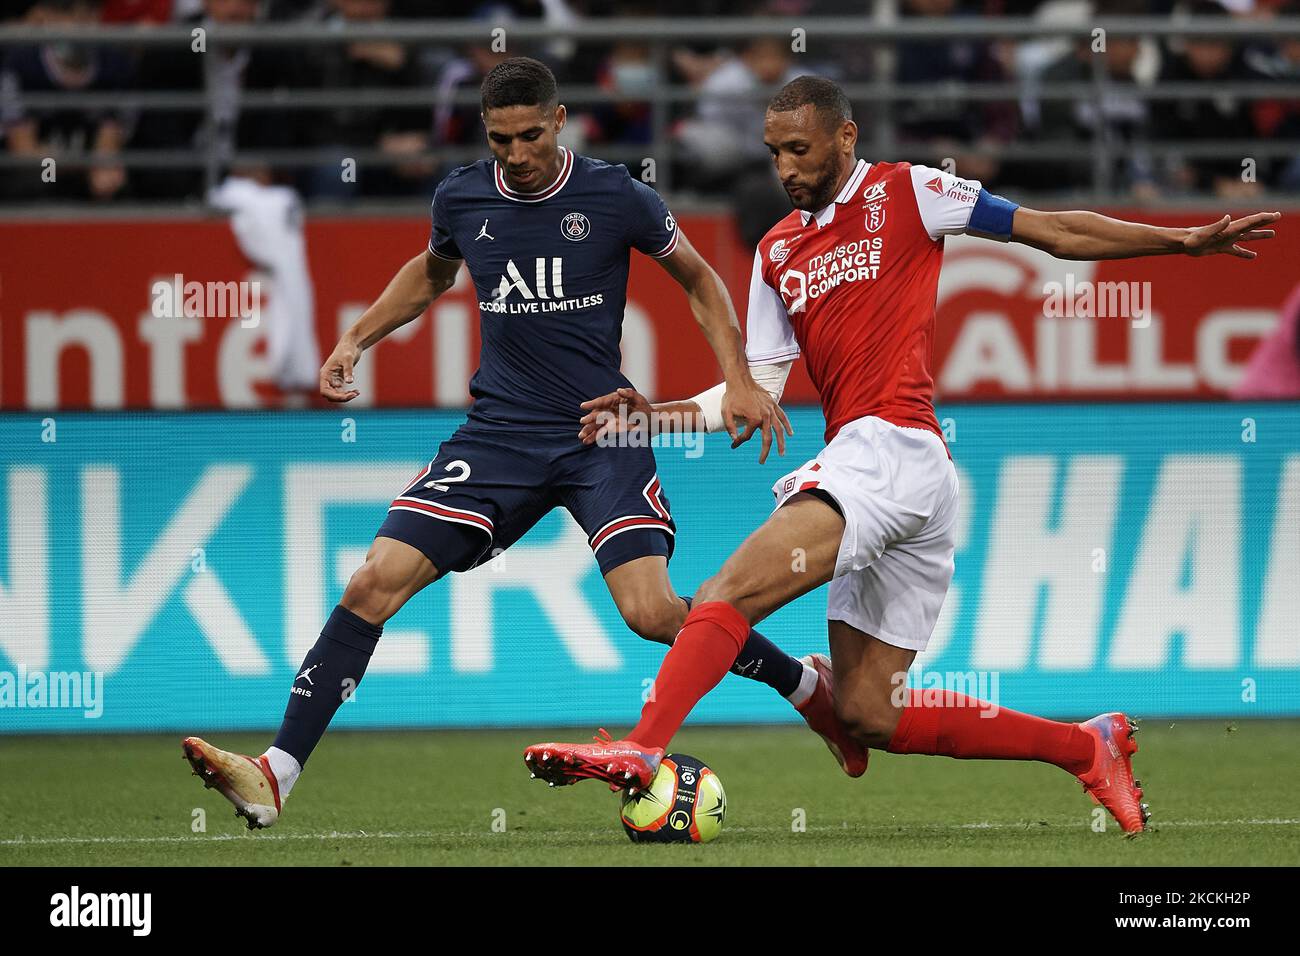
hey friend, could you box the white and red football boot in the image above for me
[182,736,282,830]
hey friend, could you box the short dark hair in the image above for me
[480,57,558,113]
[767,75,852,129]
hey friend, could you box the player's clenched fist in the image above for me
[319,338,362,403]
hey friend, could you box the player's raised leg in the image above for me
[604,557,819,711]
[629,494,844,751]
[603,554,860,774]
[826,620,1149,833]
[183,536,437,829]
[526,493,863,789]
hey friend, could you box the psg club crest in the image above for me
[561,212,591,241]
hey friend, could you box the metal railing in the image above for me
[1,15,1298,205]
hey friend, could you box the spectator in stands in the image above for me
[1252,0,1300,189]
[101,0,173,21]
[208,170,323,397]
[674,35,802,189]
[893,0,1018,189]
[1154,0,1271,197]
[129,0,309,200]
[433,44,512,158]
[585,36,657,145]
[265,0,327,17]
[0,0,133,202]
[1030,0,1159,197]
[302,0,436,198]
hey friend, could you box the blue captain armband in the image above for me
[967,189,1019,240]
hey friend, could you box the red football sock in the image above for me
[630,601,750,751]
[886,689,1095,775]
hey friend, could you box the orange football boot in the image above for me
[524,729,663,793]
[1076,713,1150,834]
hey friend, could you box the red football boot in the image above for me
[796,654,869,778]
[1076,713,1150,834]
[524,729,663,793]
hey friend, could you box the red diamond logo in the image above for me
[924,176,945,195]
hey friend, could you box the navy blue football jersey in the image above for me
[428,147,679,427]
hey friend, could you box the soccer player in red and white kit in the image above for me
[524,77,1281,832]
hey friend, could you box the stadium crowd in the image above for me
[2,0,1299,208]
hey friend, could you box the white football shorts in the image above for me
[771,414,959,651]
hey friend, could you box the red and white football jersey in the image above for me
[747,159,986,445]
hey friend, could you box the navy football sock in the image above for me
[271,605,381,768]
[680,595,805,698]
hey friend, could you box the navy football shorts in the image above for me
[375,422,675,576]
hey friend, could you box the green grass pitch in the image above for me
[2,721,1297,866]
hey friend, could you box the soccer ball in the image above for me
[619,753,726,844]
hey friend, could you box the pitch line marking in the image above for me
[2,819,1298,847]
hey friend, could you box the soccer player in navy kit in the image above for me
[181,58,865,827]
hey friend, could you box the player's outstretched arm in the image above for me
[1008,207,1281,262]
[320,250,459,402]
[654,231,792,462]
[577,362,792,455]
[576,387,703,442]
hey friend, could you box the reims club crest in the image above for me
[865,203,886,233]
[862,180,889,233]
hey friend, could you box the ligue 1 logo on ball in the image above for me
[561,212,591,241]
